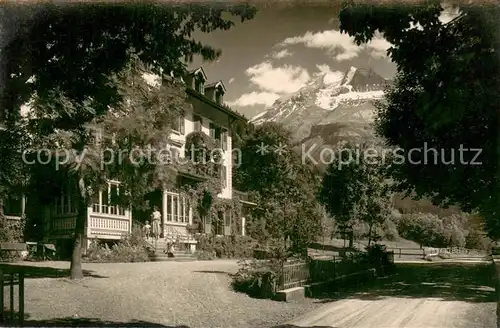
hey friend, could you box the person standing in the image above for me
[143,220,151,239]
[151,206,161,239]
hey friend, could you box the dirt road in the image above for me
[285,263,496,328]
[288,297,493,327]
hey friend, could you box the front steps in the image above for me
[146,238,197,262]
[150,250,197,262]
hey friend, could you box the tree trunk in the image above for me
[348,228,354,249]
[367,222,374,247]
[70,195,87,280]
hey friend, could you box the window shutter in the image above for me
[209,123,216,139]
[204,214,212,234]
[224,210,231,235]
[221,165,227,188]
[194,115,202,132]
[222,129,228,151]
[179,114,185,134]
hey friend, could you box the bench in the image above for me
[0,243,27,262]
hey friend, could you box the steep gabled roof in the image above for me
[205,80,226,93]
[188,67,208,81]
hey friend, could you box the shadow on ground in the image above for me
[314,262,496,303]
[193,270,232,276]
[1,311,188,327]
[0,263,108,279]
[272,326,337,328]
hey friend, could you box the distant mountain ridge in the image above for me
[249,67,469,218]
[250,66,390,167]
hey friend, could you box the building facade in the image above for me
[1,67,255,254]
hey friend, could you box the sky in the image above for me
[188,3,460,119]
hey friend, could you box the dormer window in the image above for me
[194,78,204,94]
[215,88,224,104]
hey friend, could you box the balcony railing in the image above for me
[233,190,256,204]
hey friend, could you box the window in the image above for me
[101,188,109,214]
[164,192,189,223]
[172,114,185,134]
[195,78,204,94]
[193,115,202,132]
[91,192,100,213]
[53,190,76,216]
[110,184,118,215]
[215,90,223,104]
[212,211,224,235]
[90,182,126,216]
[210,123,222,148]
[224,209,231,227]
[3,196,23,217]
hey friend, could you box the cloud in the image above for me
[278,29,392,61]
[271,49,293,59]
[366,33,392,59]
[228,77,235,84]
[314,64,344,84]
[439,4,461,24]
[245,61,310,94]
[227,91,281,107]
[228,61,310,108]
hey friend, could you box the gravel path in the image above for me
[288,297,495,327]
[4,260,321,328]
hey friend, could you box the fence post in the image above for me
[333,256,336,277]
[399,248,401,258]
[10,272,14,323]
[19,271,24,326]
[279,262,284,291]
[0,268,3,323]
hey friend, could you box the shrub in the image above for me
[194,249,216,260]
[0,216,26,262]
[438,251,451,259]
[83,227,151,263]
[196,235,257,259]
[0,215,26,243]
[231,259,280,298]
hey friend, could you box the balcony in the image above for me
[233,190,257,206]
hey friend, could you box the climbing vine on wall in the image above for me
[180,131,242,234]
[208,198,243,234]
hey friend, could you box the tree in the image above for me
[2,3,256,279]
[339,1,500,238]
[319,144,391,247]
[235,122,322,256]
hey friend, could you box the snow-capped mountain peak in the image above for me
[250,66,388,125]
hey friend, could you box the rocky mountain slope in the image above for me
[250,66,389,166]
[249,66,468,218]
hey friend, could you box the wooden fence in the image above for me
[279,251,396,291]
[1,267,25,326]
[280,261,309,290]
[385,247,488,260]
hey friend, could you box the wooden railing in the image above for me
[279,251,396,291]
[88,216,130,237]
[280,260,309,290]
[233,190,255,203]
[0,267,24,326]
